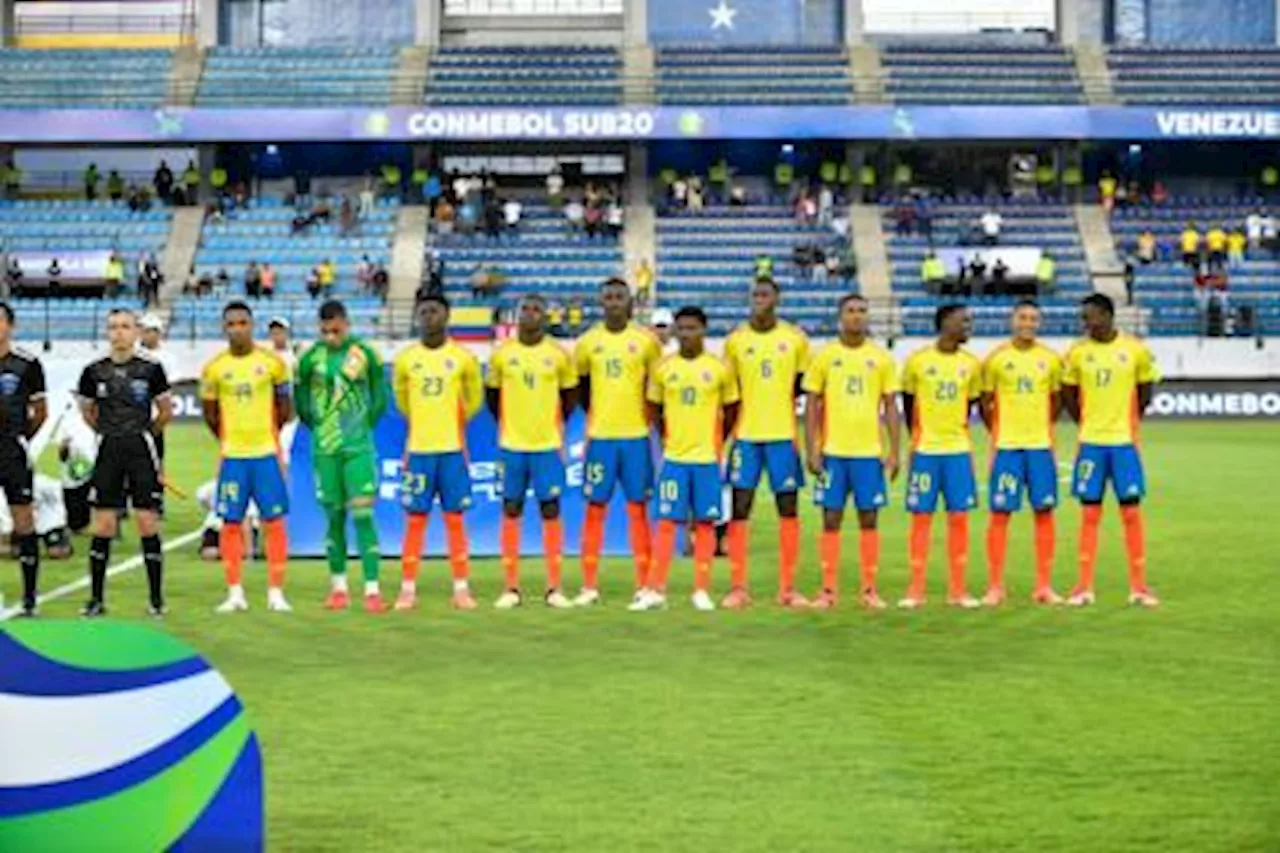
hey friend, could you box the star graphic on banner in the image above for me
[708,0,737,30]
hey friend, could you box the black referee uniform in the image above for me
[77,352,169,615]
[0,347,46,614]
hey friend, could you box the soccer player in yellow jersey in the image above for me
[573,278,661,607]
[900,304,983,610]
[722,279,811,610]
[979,301,1064,608]
[631,307,739,612]
[200,301,293,614]
[1062,294,1161,608]
[486,295,579,610]
[803,295,900,611]
[393,295,484,612]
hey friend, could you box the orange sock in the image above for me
[947,512,970,598]
[728,520,748,590]
[625,502,652,589]
[907,513,932,598]
[220,522,244,587]
[402,513,427,583]
[500,516,520,589]
[1077,504,1102,592]
[581,502,606,590]
[1033,511,1055,590]
[820,529,841,593]
[543,517,564,591]
[443,512,469,583]
[1120,504,1147,591]
[986,512,1011,591]
[263,518,288,590]
[693,522,715,592]
[778,516,800,594]
[858,528,879,592]
[652,520,677,593]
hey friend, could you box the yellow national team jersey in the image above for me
[574,323,660,440]
[983,342,1062,450]
[1062,334,1160,446]
[901,345,983,454]
[723,321,810,442]
[648,353,740,464]
[200,346,290,459]
[802,340,898,459]
[486,338,578,452]
[393,340,483,454]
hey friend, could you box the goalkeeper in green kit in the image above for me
[296,300,390,613]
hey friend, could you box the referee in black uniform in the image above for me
[77,308,172,617]
[0,302,48,617]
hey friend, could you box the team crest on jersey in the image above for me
[832,359,843,368]
[543,358,553,368]
[925,366,937,376]
[1117,352,1129,364]
[865,359,876,369]
[627,342,637,354]
[779,342,788,353]
[444,359,455,371]
[593,345,604,355]
[1085,353,1096,363]
[1037,360,1047,371]
[745,346,755,356]
[701,371,712,383]
[223,371,234,381]
[0,373,18,396]
[255,365,265,376]
[507,357,519,367]
[411,362,423,373]
[958,368,968,379]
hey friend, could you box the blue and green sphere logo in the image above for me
[363,111,392,138]
[0,622,263,852]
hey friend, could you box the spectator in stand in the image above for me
[564,196,585,235]
[1150,181,1169,205]
[1098,171,1117,214]
[356,255,373,294]
[371,263,389,303]
[1035,250,1056,294]
[435,198,455,236]
[126,185,151,213]
[1136,229,1158,265]
[605,199,624,238]
[1261,210,1279,256]
[457,198,479,235]
[451,171,469,206]
[260,263,276,300]
[650,307,674,350]
[293,168,311,205]
[306,266,322,300]
[1227,226,1247,269]
[967,253,987,293]
[547,301,565,337]
[425,249,443,297]
[84,163,100,201]
[1,158,18,199]
[424,172,441,214]
[1246,208,1264,249]
[991,257,1010,296]
[635,258,654,305]
[793,243,815,281]
[470,265,504,301]
[1123,259,1135,306]
[106,170,124,202]
[671,175,688,210]
[359,174,376,218]
[795,190,816,225]
[566,300,584,336]
[835,243,857,287]
[318,259,336,296]
[687,177,705,212]
[1205,224,1227,271]
[810,245,828,284]
[502,197,522,234]
[104,253,125,299]
[1194,268,1229,313]
[1180,223,1201,270]
[584,200,604,238]
[914,193,933,243]
[920,250,945,294]
[140,257,162,307]
[153,158,174,202]
[980,207,1003,246]
[893,195,916,236]
[818,184,834,227]
[244,261,262,300]
[339,196,356,236]
[729,184,747,206]
[546,165,564,209]
[182,160,200,206]
[4,254,22,296]
[483,196,503,239]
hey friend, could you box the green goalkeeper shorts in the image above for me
[314,452,379,509]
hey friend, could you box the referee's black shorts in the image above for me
[0,437,33,507]
[89,434,162,511]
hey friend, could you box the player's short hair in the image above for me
[934,303,966,332]
[754,277,780,293]
[0,301,14,324]
[1081,293,1115,317]
[838,293,868,313]
[1013,298,1040,312]
[418,293,450,312]
[674,306,707,327]
[223,300,253,318]
[318,300,347,321]
[600,277,630,292]
[107,307,136,321]
[519,293,546,309]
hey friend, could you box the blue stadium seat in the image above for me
[1109,47,1280,105]
[426,47,621,107]
[880,44,1084,105]
[197,47,397,107]
[656,47,852,106]
[0,49,171,108]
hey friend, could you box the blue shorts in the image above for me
[402,451,472,514]
[729,440,805,493]
[989,448,1059,513]
[815,456,887,512]
[217,455,288,523]
[905,452,977,514]
[583,438,654,504]
[499,449,565,504]
[1072,444,1146,504]
[657,461,724,522]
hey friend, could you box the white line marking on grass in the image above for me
[0,529,204,622]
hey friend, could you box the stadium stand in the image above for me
[1107,47,1280,105]
[656,203,854,336]
[426,46,622,106]
[880,44,1084,104]
[0,49,172,108]
[884,198,1091,335]
[1110,198,1280,334]
[434,199,623,325]
[196,47,398,107]
[174,195,397,338]
[655,47,853,105]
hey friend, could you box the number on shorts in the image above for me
[587,462,605,485]
[910,472,933,493]
[1076,459,1095,483]
[402,472,426,496]
[220,481,240,501]
[998,472,1019,494]
[660,479,679,502]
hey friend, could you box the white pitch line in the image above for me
[0,528,204,622]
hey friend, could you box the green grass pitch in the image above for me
[3,421,1278,852]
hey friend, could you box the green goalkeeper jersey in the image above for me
[295,336,388,457]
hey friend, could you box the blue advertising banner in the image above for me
[5,106,1280,143]
[284,401,635,559]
